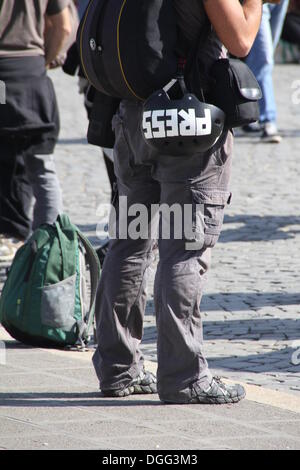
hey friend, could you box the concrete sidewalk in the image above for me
[0,64,300,450]
[0,327,300,450]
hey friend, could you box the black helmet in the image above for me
[142,80,225,157]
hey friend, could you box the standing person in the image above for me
[244,0,290,142]
[92,0,273,405]
[0,0,71,260]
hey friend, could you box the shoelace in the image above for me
[213,376,233,398]
[213,376,227,390]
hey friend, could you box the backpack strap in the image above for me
[56,214,101,346]
[76,230,101,346]
[55,221,76,279]
[183,15,213,97]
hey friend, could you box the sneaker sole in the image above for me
[261,135,282,144]
[102,383,157,398]
[161,390,246,405]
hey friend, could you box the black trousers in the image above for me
[0,138,32,239]
[282,12,300,46]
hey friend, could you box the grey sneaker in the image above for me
[101,370,157,397]
[161,377,246,405]
[261,122,282,143]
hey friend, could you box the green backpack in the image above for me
[0,214,101,348]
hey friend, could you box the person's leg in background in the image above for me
[0,139,33,239]
[22,61,63,232]
[0,138,33,261]
[0,145,62,261]
[246,5,279,141]
[281,10,300,47]
[23,152,63,231]
[245,1,289,143]
[0,56,62,262]
[77,0,90,19]
[270,0,290,50]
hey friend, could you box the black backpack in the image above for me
[78,0,261,136]
[77,0,179,101]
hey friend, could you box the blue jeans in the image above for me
[246,0,289,123]
[77,0,90,19]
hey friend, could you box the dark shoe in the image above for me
[161,377,246,405]
[261,122,282,143]
[242,122,262,133]
[101,370,157,397]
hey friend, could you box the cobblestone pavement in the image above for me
[1,65,300,397]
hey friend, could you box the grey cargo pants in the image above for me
[93,100,233,400]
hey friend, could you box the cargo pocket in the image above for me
[191,189,231,249]
[41,274,76,331]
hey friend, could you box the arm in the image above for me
[203,0,280,57]
[44,6,72,67]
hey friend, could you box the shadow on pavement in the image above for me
[58,138,87,145]
[2,342,33,350]
[203,317,300,340]
[0,393,161,408]
[208,347,300,375]
[234,129,300,140]
[221,214,300,243]
[202,292,300,310]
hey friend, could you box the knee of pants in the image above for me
[24,154,62,213]
[24,154,62,198]
[25,154,57,182]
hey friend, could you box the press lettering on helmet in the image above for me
[143,108,212,140]
[141,80,225,157]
